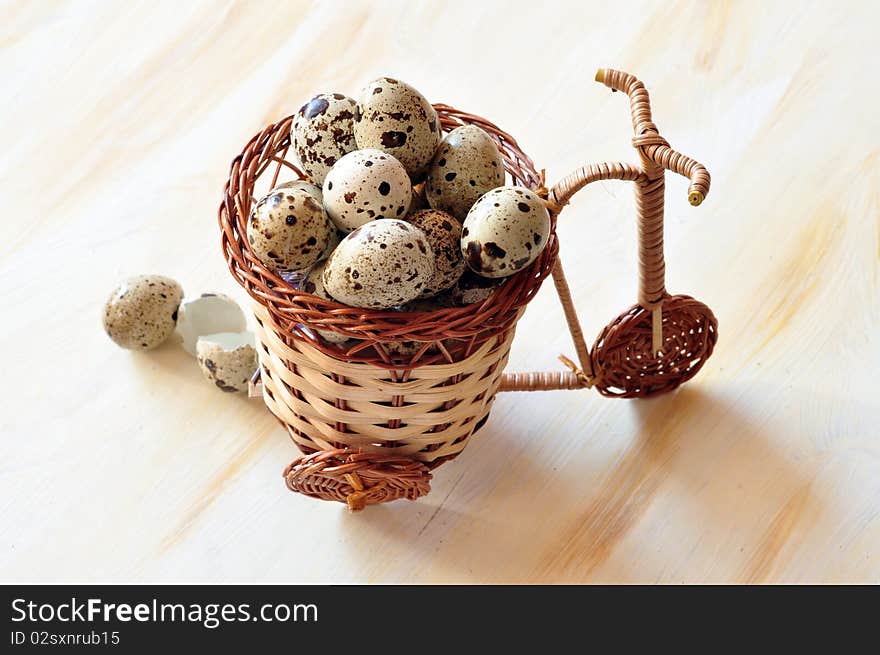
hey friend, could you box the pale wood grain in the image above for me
[1,0,878,583]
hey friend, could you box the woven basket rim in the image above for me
[218,103,558,353]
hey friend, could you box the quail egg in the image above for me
[272,179,322,198]
[248,183,332,272]
[406,209,465,297]
[322,149,412,232]
[381,339,434,360]
[298,261,349,344]
[102,275,183,350]
[273,180,340,261]
[426,125,505,220]
[448,270,503,306]
[398,294,456,312]
[461,186,551,278]
[323,219,434,309]
[353,77,441,180]
[196,331,258,393]
[175,293,246,356]
[291,93,358,184]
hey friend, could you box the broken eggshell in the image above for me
[447,269,503,306]
[196,331,258,393]
[175,293,247,356]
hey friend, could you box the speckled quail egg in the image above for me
[248,183,332,272]
[323,219,434,309]
[273,180,340,261]
[272,179,322,198]
[354,77,441,180]
[322,149,412,232]
[461,186,551,278]
[196,332,258,393]
[426,125,505,220]
[298,261,349,344]
[406,209,465,297]
[175,293,246,356]
[381,339,434,360]
[291,93,358,184]
[398,294,456,312]
[102,275,183,350]
[448,270,503,306]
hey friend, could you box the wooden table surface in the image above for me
[2,0,878,584]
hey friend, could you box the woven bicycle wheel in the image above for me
[584,69,718,398]
[590,294,718,398]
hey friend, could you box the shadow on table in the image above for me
[127,337,195,380]
[126,337,255,403]
[336,384,822,583]
[530,385,822,583]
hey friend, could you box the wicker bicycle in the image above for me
[218,68,717,510]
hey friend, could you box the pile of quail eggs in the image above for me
[102,276,257,393]
[102,78,552,387]
[251,77,551,317]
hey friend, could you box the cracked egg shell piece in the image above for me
[196,331,257,393]
[322,219,434,310]
[175,293,246,356]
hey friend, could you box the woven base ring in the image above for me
[284,449,433,511]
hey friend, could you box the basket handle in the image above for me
[499,68,711,390]
[500,163,643,391]
[596,68,710,206]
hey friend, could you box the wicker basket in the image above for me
[218,68,717,509]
